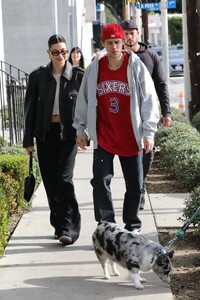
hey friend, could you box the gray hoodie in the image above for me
[73,49,160,150]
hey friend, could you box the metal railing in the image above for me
[0,61,28,146]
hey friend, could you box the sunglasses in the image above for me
[49,49,68,56]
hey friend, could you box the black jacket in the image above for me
[23,62,84,147]
[136,42,171,117]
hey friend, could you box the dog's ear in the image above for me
[156,250,174,265]
[168,250,174,259]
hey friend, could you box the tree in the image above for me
[186,0,200,119]
[96,0,123,22]
[168,16,182,45]
[96,0,183,23]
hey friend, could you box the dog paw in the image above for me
[104,275,111,280]
[140,277,147,283]
[135,284,144,290]
[113,270,120,277]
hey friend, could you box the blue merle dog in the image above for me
[92,222,174,290]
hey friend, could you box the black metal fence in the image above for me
[0,61,28,146]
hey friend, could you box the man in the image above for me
[73,23,159,232]
[121,20,172,209]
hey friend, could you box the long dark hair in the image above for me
[48,34,67,48]
[68,47,85,69]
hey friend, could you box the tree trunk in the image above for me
[186,0,200,119]
[123,0,129,20]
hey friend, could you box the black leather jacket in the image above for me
[23,61,84,147]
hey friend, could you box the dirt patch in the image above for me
[147,158,189,194]
[158,229,200,300]
[147,153,200,300]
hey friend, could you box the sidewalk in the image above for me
[0,147,189,300]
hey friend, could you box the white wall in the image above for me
[148,13,161,46]
[0,0,4,62]
[2,0,95,73]
[74,0,95,67]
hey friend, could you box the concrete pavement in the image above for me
[0,146,189,300]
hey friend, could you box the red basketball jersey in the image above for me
[96,52,139,156]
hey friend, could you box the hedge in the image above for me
[155,108,200,232]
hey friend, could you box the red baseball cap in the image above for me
[101,23,125,41]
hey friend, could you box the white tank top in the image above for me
[52,74,61,115]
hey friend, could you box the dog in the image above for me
[92,222,174,290]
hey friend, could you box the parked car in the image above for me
[169,49,184,76]
[152,47,184,77]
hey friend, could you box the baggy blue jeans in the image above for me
[90,146,143,230]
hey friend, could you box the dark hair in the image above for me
[48,34,67,48]
[68,47,85,69]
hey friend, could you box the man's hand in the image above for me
[163,116,172,127]
[143,137,154,154]
[76,136,88,151]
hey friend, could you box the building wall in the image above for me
[2,0,94,73]
[148,13,161,46]
[0,0,4,62]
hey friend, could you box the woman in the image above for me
[68,46,85,69]
[23,34,84,246]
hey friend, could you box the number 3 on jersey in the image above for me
[109,97,119,113]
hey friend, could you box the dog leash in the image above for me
[164,206,200,252]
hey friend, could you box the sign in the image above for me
[96,3,104,12]
[135,0,176,11]
[135,3,160,11]
[168,0,176,9]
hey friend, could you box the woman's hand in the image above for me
[76,136,88,151]
[26,146,35,155]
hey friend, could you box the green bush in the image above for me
[0,149,41,257]
[156,111,200,234]
[0,155,28,208]
[0,136,8,150]
[168,16,182,45]
[191,111,200,132]
[0,172,19,252]
[155,121,198,148]
[0,143,41,185]
[157,123,200,189]
[180,187,200,233]
[0,188,8,256]
[170,107,190,124]
[0,170,20,215]
[1,143,26,155]
[174,143,200,189]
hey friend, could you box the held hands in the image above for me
[26,146,35,155]
[76,136,89,151]
[143,137,154,154]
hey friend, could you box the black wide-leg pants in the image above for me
[36,123,81,243]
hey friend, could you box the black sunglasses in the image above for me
[50,49,68,56]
